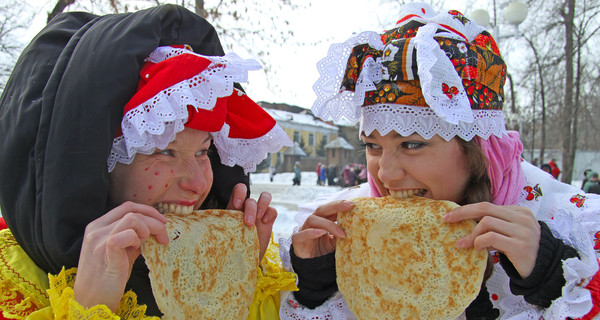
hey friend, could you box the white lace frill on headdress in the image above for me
[213,122,293,174]
[311,2,507,141]
[107,48,291,173]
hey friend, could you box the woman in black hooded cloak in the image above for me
[0,5,296,318]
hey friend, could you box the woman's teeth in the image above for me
[156,203,194,215]
[390,189,426,199]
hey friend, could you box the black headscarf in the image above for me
[0,5,248,315]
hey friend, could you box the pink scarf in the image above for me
[367,131,525,205]
[475,131,525,205]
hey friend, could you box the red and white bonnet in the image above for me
[108,45,292,173]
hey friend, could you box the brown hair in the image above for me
[457,138,492,205]
[457,138,495,281]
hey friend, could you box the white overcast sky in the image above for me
[19,0,509,110]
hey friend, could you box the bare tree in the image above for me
[498,0,600,182]
[0,0,34,91]
[48,0,77,23]
[43,0,309,100]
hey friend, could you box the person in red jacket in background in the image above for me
[549,158,561,179]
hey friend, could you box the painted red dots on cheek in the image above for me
[171,169,174,174]
[144,167,149,171]
[165,184,169,188]
[133,194,137,198]
[148,185,153,190]
[155,171,160,176]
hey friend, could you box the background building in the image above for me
[258,102,366,175]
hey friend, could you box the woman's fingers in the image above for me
[227,183,248,211]
[111,211,169,244]
[300,200,354,227]
[455,215,514,248]
[261,206,277,224]
[91,201,166,226]
[105,229,143,267]
[445,202,540,278]
[256,192,272,220]
[242,198,258,226]
[292,228,332,258]
[292,228,328,244]
[302,213,346,238]
[290,200,354,259]
[255,206,277,262]
[445,203,535,225]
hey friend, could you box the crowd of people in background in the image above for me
[538,162,600,195]
[313,162,367,187]
[582,169,600,194]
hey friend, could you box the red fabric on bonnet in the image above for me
[225,93,275,139]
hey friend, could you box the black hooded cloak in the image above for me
[0,5,249,315]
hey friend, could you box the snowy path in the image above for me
[250,172,341,241]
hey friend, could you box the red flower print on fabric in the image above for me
[287,299,299,308]
[523,184,542,201]
[570,194,586,208]
[594,232,600,250]
[442,83,459,99]
[492,251,500,264]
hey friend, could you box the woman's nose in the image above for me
[177,161,211,195]
[377,151,404,184]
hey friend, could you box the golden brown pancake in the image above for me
[141,210,259,319]
[336,196,487,320]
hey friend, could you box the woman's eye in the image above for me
[360,142,380,150]
[401,141,426,150]
[155,149,174,156]
[196,149,210,157]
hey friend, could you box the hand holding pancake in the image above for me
[227,183,277,262]
[444,202,541,278]
[73,201,169,312]
[292,200,352,259]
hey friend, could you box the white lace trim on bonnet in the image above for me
[312,2,507,140]
[107,47,292,173]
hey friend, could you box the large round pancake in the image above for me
[141,209,259,320]
[336,196,487,320]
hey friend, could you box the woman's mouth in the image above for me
[389,189,427,199]
[156,202,195,215]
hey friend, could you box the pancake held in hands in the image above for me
[141,210,259,320]
[336,196,487,320]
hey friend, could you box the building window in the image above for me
[332,149,336,158]
[293,131,300,143]
[308,134,314,146]
[324,135,329,144]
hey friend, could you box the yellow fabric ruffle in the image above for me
[45,268,159,320]
[0,229,50,319]
[247,237,298,320]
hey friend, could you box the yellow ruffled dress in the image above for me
[0,229,297,320]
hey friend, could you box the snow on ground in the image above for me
[249,171,342,241]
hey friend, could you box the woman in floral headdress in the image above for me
[0,5,296,319]
[279,2,600,319]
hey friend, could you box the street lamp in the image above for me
[470,1,528,40]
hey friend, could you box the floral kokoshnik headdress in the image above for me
[312,2,508,141]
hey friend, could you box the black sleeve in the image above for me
[465,284,500,320]
[499,221,580,307]
[289,244,338,309]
